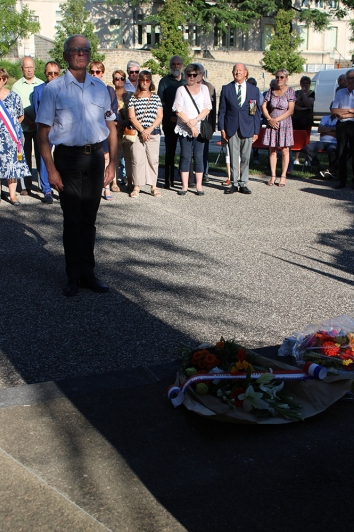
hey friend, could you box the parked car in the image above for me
[311,68,350,121]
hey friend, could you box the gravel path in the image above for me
[1,165,353,389]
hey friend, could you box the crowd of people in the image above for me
[1,34,353,295]
[2,49,353,206]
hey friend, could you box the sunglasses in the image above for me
[0,77,7,81]
[114,76,125,81]
[90,70,102,74]
[347,77,354,81]
[129,70,139,74]
[276,75,286,79]
[187,73,198,78]
[67,47,91,55]
[46,71,60,76]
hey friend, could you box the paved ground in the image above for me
[1,146,354,530]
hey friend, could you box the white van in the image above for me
[311,68,350,121]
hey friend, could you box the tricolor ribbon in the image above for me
[167,364,328,408]
[0,99,23,159]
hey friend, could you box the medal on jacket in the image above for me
[249,100,256,115]
[17,151,22,161]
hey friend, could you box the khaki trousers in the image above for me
[130,134,160,187]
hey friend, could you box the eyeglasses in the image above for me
[276,75,286,79]
[129,70,139,74]
[346,77,354,81]
[187,73,198,78]
[66,47,91,55]
[23,67,34,70]
[90,70,102,74]
[114,76,125,81]
[46,71,60,76]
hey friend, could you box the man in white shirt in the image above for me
[331,69,354,188]
[37,34,117,297]
[302,110,337,173]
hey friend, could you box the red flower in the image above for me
[238,348,246,362]
[321,341,340,357]
[204,353,221,370]
[215,341,225,349]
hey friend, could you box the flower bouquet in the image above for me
[292,315,354,372]
[169,338,354,425]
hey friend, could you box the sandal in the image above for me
[278,177,286,187]
[267,177,276,186]
[130,186,140,198]
[111,183,120,192]
[151,187,161,197]
[104,188,113,200]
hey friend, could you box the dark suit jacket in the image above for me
[218,81,261,138]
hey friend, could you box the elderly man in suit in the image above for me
[218,63,261,194]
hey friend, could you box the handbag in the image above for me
[123,95,152,143]
[123,126,137,143]
[184,86,213,140]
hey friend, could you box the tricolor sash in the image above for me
[0,99,23,160]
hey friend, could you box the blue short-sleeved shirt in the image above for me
[36,69,116,146]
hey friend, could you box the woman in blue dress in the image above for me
[0,68,30,205]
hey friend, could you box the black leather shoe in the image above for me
[238,186,252,194]
[224,186,238,195]
[334,182,346,189]
[63,280,79,297]
[80,276,109,293]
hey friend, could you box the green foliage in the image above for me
[0,0,40,58]
[50,0,104,69]
[261,10,306,75]
[142,0,191,76]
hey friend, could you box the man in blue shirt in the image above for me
[32,61,60,204]
[37,34,117,297]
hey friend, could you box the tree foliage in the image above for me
[143,0,191,75]
[0,0,40,58]
[260,9,306,75]
[50,0,104,68]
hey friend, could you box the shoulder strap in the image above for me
[184,85,200,114]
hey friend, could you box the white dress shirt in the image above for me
[332,88,354,122]
[234,80,247,106]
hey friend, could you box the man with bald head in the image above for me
[37,35,117,296]
[218,63,261,194]
[12,56,44,195]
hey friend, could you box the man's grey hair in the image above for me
[127,60,140,73]
[170,55,183,67]
[63,35,90,52]
[232,63,248,72]
[346,68,354,78]
[195,63,205,75]
[20,56,35,67]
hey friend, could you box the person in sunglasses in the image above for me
[125,61,140,92]
[261,68,296,187]
[32,61,61,204]
[172,63,212,195]
[37,35,117,297]
[113,69,133,192]
[89,61,118,199]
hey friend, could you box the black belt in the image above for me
[57,142,103,154]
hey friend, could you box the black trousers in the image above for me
[335,121,354,185]
[23,130,41,190]
[54,145,105,280]
[163,123,179,186]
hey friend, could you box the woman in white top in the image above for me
[172,64,212,195]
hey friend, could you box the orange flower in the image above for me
[215,341,225,349]
[321,341,340,357]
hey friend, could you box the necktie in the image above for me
[237,84,242,107]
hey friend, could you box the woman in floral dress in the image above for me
[0,68,30,205]
[261,68,296,187]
